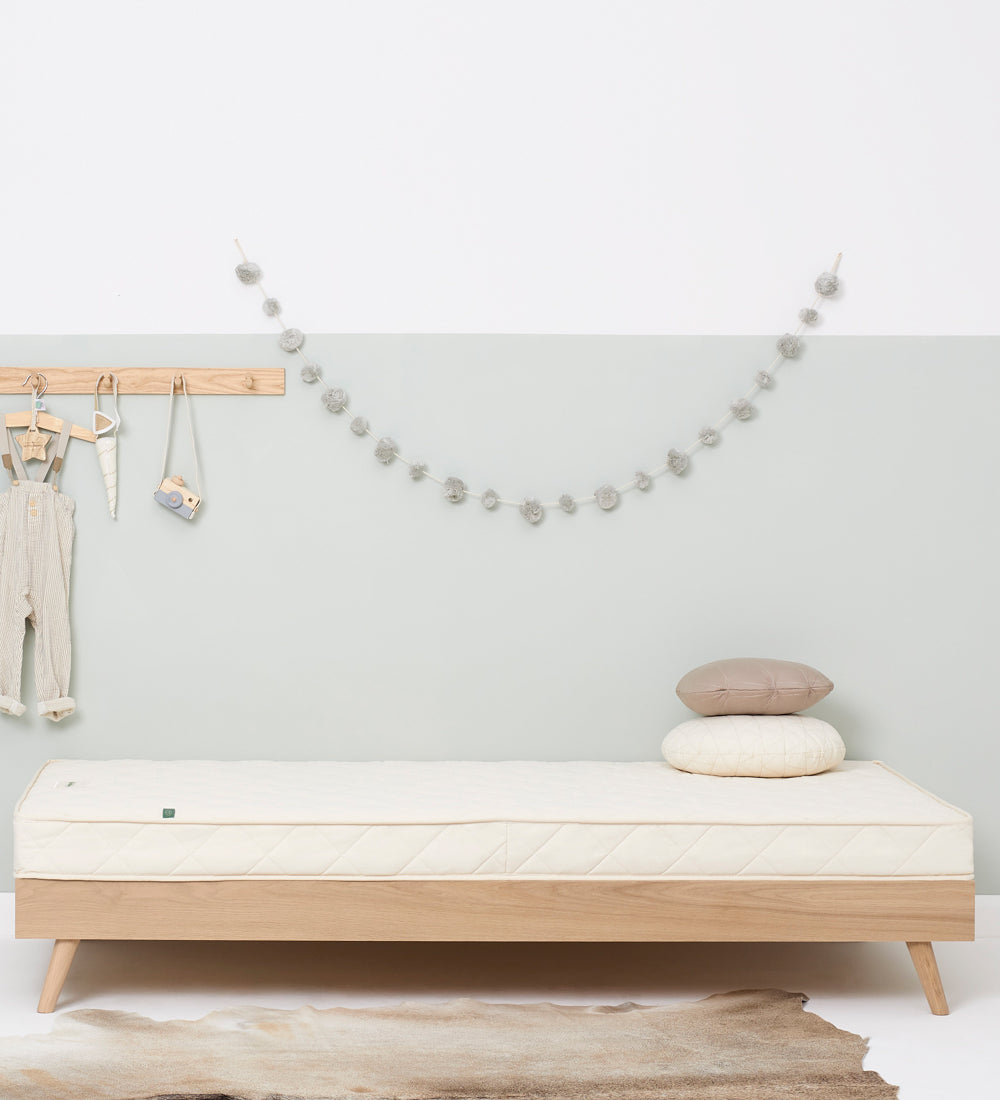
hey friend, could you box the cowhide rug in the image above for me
[0,990,897,1099]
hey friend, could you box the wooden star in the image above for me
[17,427,51,461]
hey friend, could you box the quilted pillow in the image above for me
[662,714,846,778]
[676,657,833,716]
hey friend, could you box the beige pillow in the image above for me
[662,714,846,777]
[676,657,833,716]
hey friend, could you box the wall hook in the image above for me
[22,372,47,396]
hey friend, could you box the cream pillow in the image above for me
[662,714,846,778]
[676,657,833,716]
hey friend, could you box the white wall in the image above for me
[1,3,997,891]
[1,1,998,336]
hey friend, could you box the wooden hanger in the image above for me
[3,373,97,443]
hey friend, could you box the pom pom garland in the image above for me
[666,449,689,475]
[234,243,842,525]
[374,438,397,464]
[776,333,800,358]
[815,271,840,296]
[235,262,262,284]
[279,328,305,352]
[443,477,466,502]
[322,388,347,412]
[520,498,544,524]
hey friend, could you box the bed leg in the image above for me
[37,939,80,1014]
[906,941,949,1015]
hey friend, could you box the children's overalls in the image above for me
[0,423,76,721]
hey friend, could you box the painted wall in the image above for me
[0,334,996,891]
[1,1,998,336]
[1,2,998,891]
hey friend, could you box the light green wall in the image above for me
[1,335,995,891]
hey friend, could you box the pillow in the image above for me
[676,657,833,716]
[662,714,846,777]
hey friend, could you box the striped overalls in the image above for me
[0,424,76,721]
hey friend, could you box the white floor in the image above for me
[2,893,997,1099]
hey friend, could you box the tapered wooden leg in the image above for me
[906,941,949,1015]
[37,939,80,1013]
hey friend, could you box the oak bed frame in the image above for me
[16,875,974,1015]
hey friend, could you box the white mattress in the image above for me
[14,759,973,881]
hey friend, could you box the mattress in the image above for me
[14,759,973,881]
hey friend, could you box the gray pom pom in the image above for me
[520,498,544,524]
[350,416,368,435]
[559,493,576,513]
[635,472,651,491]
[322,387,347,412]
[300,364,321,383]
[777,333,800,358]
[374,437,397,464]
[815,271,840,296]
[798,307,818,324]
[595,484,618,510]
[666,448,688,475]
[235,262,262,284]
[444,477,466,502]
[482,488,499,510]
[409,463,427,480]
[698,426,719,446]
[755,369,773,388]
[730,398,754,420]
[279,328,305,352]
[262,298,282,316]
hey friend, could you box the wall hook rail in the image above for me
[0,368,284,396]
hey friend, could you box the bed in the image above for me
[13,759,974,1014]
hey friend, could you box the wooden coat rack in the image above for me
[0,368,284,397]
[0,369,284,444]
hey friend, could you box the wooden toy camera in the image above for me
[154,475,201,520]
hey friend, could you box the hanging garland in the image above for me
[234,243,842,524]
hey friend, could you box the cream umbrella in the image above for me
[93,374,120,518]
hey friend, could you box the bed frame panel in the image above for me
[17,877,973,1016]
[15,877,975,942]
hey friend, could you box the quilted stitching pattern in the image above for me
[14,819,972,878]
[13,760,972,880]
[662,715,846,777]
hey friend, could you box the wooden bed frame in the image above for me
[16,875,975,1015]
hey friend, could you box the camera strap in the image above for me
[159,375,202,495]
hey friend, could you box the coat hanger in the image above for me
[3,373,97,443]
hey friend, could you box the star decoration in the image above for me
[17,427,50,461]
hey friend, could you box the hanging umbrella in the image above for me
[93,374,120,518]
[95,436,117,518]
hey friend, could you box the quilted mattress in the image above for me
[14,759,973,881]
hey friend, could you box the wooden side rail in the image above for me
[16,878,975,943]
[17,878,974,1014]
